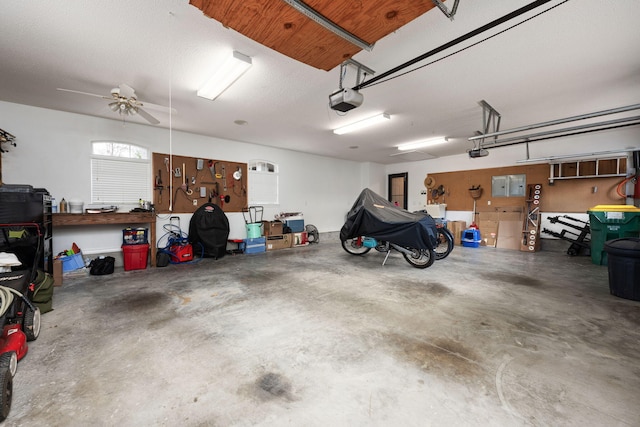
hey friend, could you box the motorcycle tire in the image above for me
[341,238,371,255]
[403,248,435,269]
[434,227,454,260]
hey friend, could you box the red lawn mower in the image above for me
[0,224,43,421]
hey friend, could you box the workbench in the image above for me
[52,212,156,267]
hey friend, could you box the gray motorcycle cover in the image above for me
[340,188,437,250]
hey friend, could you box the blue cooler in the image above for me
[283,216,304,232]
[462,228,481,248]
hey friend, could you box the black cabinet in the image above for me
[0,184,53,273]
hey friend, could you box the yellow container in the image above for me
[589,205,640,212]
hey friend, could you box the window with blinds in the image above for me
[248,160,279,205]
[90,142,151,204]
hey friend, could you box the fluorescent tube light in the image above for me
[397,137,448,151]
[333,113,390,135]
[197,51,252,100]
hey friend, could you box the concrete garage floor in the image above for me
[7,233,640,426]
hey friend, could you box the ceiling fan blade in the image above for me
[136,107,160,125]
[137,100,177,114]
[57,88,112,100]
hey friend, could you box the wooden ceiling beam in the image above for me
[190,0,437,71]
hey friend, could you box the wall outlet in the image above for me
[487,200,491,205]
[193,199,198,206]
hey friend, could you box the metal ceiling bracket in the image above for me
[282,0,374,51]
[340,59,375,89]
[432,0,461,21]
[468,103,640,155]
[476,100,502,145]
[470,103,640,143]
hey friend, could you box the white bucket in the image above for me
[69,199,84,214]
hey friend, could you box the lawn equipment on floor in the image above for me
[156,217,201,265]
[0,224,44,421]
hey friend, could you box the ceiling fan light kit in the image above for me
[57,83,167,125]
[397,137,448,151]
[333,113,390,135]
[197,51,252,101]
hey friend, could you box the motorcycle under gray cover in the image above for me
[340,188,438,250]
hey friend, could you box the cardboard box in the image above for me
[53,259,63,286]
[478,208,524,249]
[262,220,284,236]
[447,221,466,245]
[266,233,293,250]
[496,220,523,250]
[479,220,499,247]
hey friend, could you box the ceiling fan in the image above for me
[57,83,175,125]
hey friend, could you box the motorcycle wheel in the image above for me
[341,237,371,255]
[403,248,435,268]
[434,227,454,260]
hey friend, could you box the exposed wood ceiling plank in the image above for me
[190,0,437,71]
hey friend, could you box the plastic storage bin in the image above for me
[462,228,481,248]
[283,219,304,233]
[604,238,640,301]
[122,227,148,245]
[122,244,149,271]
[588,205,640,265]
[244,237,266,254]
[60,253,84,272]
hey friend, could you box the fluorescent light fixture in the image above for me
[197,51,252,100]
[397,137,448,151]
[333,113,390,135]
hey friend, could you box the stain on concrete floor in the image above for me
[7,235,640,426]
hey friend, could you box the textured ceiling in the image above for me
[0,0,639,164]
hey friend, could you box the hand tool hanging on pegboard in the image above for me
[521,184,543,252]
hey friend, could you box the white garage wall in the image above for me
[0,101,368,255]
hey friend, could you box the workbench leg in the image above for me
[150,219,156,267]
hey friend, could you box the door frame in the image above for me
[388,172,408,209]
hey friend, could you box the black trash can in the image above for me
[603,238,640,301]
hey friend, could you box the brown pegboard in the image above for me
[152,152,247,213]
[425,164,626,213]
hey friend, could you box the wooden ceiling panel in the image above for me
[190,0,437,71]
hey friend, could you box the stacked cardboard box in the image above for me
[261,220,284,236]
[447,221,467,245]
[478,207,524,250]
[261,220,293,251]
[266,233,293,250]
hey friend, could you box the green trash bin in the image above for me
[588,205,640,265]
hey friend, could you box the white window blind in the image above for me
[91,157,151,204]
[248,160,279,205]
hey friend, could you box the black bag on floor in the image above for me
[89,256,115,275]
[188,203,230,259]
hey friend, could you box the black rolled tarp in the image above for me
[188,203,230,259]
[340,188,438,250]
